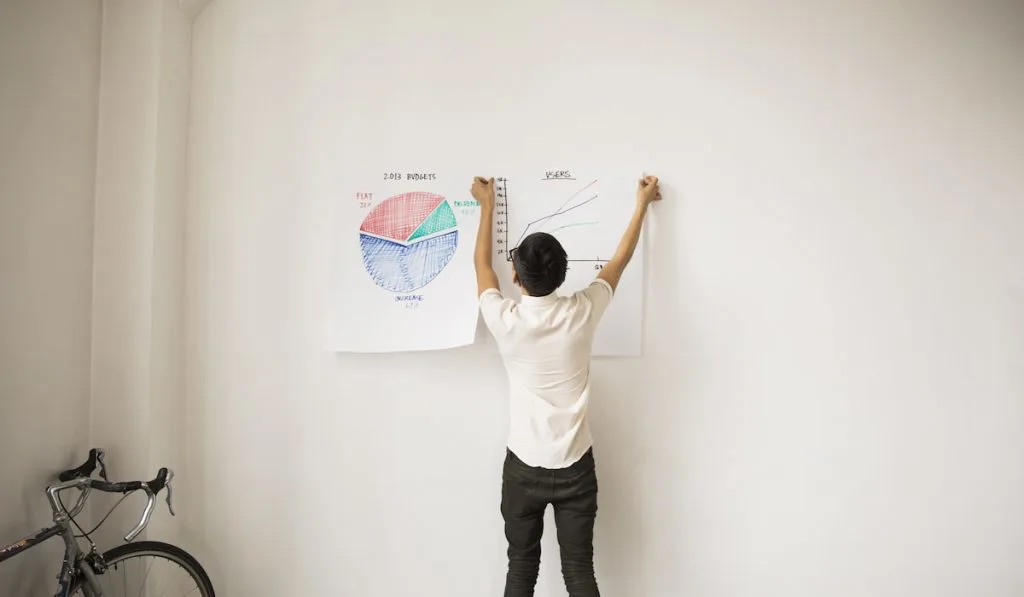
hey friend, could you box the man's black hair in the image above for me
[512,232,568,297]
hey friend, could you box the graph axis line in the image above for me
[496,177,511,261]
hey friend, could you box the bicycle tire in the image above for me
[69,540,215,596]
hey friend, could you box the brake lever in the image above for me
[164,469,176,517]
[95,449,108,481]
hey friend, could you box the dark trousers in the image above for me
[501,448,600,597]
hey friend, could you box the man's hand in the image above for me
[636,175,662,207]
[471,176,496,210]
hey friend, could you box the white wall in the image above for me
[0,1,204,592]
[0,0,101,593]
[88,0,200,550]
[184,1,1024,596]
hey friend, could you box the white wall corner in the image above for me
[178,0,213,21]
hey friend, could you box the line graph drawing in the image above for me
[513,190,599,247]
[498,177,609,263]
[359,191,459,293]
[512,178,598,245]
[550,221,598,233]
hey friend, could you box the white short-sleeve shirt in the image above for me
[479,279,614,469]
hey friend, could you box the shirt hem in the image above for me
[506,440,594,470]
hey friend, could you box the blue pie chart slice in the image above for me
[359,193,459,293]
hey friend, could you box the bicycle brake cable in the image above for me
[60,491,131,539]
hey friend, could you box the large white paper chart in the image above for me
[327,170,481,352]
[492,168,644,357]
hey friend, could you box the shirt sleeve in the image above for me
[578,278,614,325]
[479,288,513,339]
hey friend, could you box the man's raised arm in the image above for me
[597,175,662,291]
[471,176,501,296]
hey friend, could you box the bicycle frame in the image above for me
[0,481,106,597]
[0,524,65,563]
[0,524,86,596]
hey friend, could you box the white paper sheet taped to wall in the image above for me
[326,169,481,353]
[327,166,644,356]
[489,167,644,357]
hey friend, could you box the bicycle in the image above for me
[0,448,215,596]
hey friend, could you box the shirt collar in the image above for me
[520,292,559,306]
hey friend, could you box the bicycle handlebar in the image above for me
[51,449,176,542]
[58,448,108,483]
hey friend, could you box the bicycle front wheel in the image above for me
[70,540,215,597]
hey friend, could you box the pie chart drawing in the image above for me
[359,191,459,293]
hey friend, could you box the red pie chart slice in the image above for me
[358,191,445,241]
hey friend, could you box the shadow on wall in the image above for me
[534,184,685,596]
[635,179,692,595]
[586,383,645,596]
[588,179,690,596]
[528,364,645,596]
